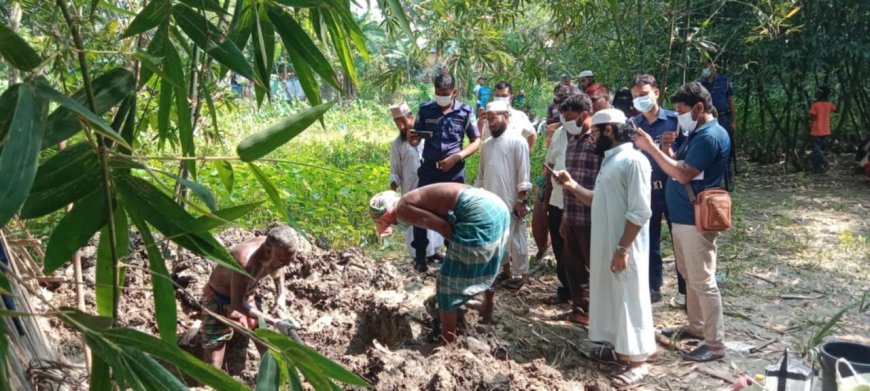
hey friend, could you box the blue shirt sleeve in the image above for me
[725,76,734,97]
[684,134,719,172]
[465,111,480,140]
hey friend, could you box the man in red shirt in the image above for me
[808,87,838,173]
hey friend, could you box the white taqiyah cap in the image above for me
[578,70,594,78]
[389,102,411,118]
[590,108,627,126]
[486,100,510,113]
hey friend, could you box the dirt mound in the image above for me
[46,228,585,390]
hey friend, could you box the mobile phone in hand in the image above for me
[412,130,433,139]
[543,164,555,174]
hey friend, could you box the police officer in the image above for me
[700,60,737,190]
[630,74,686,305]
[410,72,481,272]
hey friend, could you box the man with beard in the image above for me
[553,110,655,389]
[479,81,537,151]
[577,70,595,91]
[477,100,533,293]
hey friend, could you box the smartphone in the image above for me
[543,164,555,174]
[411,130,433,139]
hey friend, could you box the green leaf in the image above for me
[258,329,370,387]
[122,347,188,391]
[256,352,280,391]
[0,82,47,227]
[286,49,320,105]
[156,171,218,212]
[101,328,247,391]
[116,175,246,275]
[0,20,42,71]
[0,321,9,391]
[122,0,171,38]
[214,160,234,194]
[89,354,112,391]
[178,0,226,14]
[252,3,276,105]
[58,307,115,332]
[0,273,11,295]
[157,80,174,142]
[19,143,102,219]
[384,0,413,37]
[96,204,128,317]
[190,201,262,233]
[268,7,340,90]
[247,163,292,224]
[41,68,135,149]
[174,4,257,83]
[127,212,177,344]
[164,42,195,177]
[237,101,335,161]
[0,84,20,144]
[321,10,357,86]
[228,0,254,52]
[44,190,108,274]
[36,78,132,150]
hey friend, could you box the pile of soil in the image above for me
[45,227,586,389]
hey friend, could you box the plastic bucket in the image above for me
[819,341,870,391]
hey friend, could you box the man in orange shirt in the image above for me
[809,87,837,173]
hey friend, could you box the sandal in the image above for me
[501,277,524,290]
[659,326,704,341]
[683,345,725,362]
[551,308,589,326]
[611,366,647,390]
[590,345,621,363]
[493,272,511,286]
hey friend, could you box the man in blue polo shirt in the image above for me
[630,74,686,305]
[411,72,481,272]
[634,82,730,363]
[700,60,737,189]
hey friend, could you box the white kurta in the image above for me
[545,126,568,209]
[388,136,443,257]
[476,133,532,274]
[588,142,656,360]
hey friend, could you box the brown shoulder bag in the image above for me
[684,184,732,232]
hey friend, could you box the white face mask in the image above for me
[434,94,453,107]
[678,111,698,133]
[562,119,581,135]
[493,96,510,103]
[559,114,566,125]
[633,95,655,113]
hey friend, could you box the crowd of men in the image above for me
[369,67,734,388]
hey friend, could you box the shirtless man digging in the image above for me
[369,183,510,343]
[200,224,310,369]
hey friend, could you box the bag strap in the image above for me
[684,183,698,204]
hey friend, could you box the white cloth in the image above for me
[588,142,656,360]
[480,108,536,142]
[476,133,532,274]
[388,136,443,257]
[545,126,568,209]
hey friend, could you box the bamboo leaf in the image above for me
[127,212,177,344]
[156,170,218,212]
[174,4,257,83]
[96,204,128,317]
[246,163,292,224]
[41,68,135,149]
[0,321,8,391]
[255,352,280,391]
[164,43,194,176]
[44,190,108,274]
[59,307,115,332]
[101,328,247,391]
[268,6,341,90]
[89,354,112,391]
[214,160,234,194]
[0,82,47,227]
[228,0,254,52]
[0,20,42,71]
[190,201,262,233]
[257,329,370,387]
[0,84,20,145]
[178,0,226,14]
[122,0,171,38]
[286,50,320,105]
[116,175,245,275]
[19,147,102,219]
[0,273,11,295]
[36,78,132,150]
[237,101,335,161]
[122,347,188,390]
[321,10,357,86]
[157,80,174,143]
[384,0,413,37]
[252,2,276,105]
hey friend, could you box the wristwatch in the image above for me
[615,245,629,255]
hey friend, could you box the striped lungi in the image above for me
[437,187,510,311]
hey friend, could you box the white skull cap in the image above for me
[389,102,411,118]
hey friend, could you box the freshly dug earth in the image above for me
[46,227,588,389]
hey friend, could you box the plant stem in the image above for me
[56,0,121,320]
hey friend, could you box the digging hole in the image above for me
[348,302,414,354]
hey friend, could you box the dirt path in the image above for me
[40,156,868,390]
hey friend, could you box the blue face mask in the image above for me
[701,68,711,78]
[633,95,655,113]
